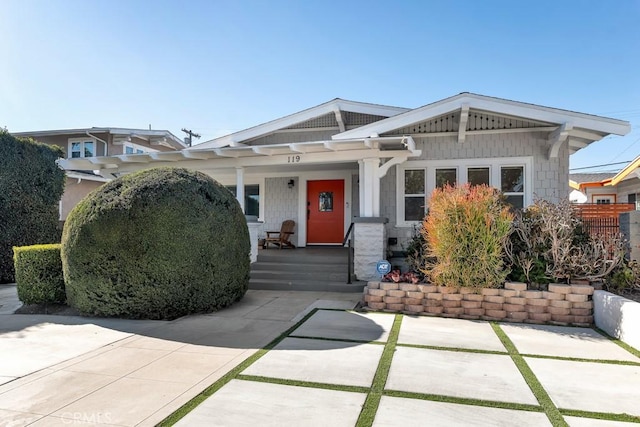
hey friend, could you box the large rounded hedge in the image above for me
[61,167,250,319]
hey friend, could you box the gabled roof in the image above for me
[333,93,631,156]
[571,155,640,190]
[12,127,186,150]
[192,98,409,150]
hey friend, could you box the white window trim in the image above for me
[68,137,97,159]
[396,156,533,227]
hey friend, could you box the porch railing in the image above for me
[342,222,355,284]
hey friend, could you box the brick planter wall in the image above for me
[363,282,594,326]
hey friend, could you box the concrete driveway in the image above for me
[1,284,639,426]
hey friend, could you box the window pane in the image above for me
[84,141,95,157]
[125,146,134,154]
[404,170,425,194]
[319,192,333,212]
[405,197,425,221]
[136,149,144,154]
[468,167,490,186]
[245,185,259,217]
[71,142,81,158]
[436,168,457,189]
[505,195,524,209]
[501,167,523,192]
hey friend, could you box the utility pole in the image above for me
[181,128,201,147]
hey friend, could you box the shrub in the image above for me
[506,199,625,284]
[61,167,250,320]
[14,244,65,305]
[404,224,429,280]
[0,130,65,283]
[422,184,513,291]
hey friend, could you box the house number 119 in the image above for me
[288,155,301,163]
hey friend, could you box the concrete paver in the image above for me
[290,310,393,342]
[374,396,551,426]
[386,347,539,405]
[175,379,366,427]
[525,357,640,416]
[500,324,639,361]
[242,337,383,387]
[397,316,507,351]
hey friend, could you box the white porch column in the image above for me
[235,167,245,213]
[360,157,381,217]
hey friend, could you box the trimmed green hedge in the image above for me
[14,244,65,305]
[61,167,250,320]
[0,130,65,283]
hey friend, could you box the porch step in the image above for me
[249,247,362,293]
[248,278,366,293]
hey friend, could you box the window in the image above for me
[124,144,146,155]
[629,193,639,210]
[468,167,490,186]
[396,157,532,226]
[435,168,457,188]
[403,169,426,221]
[501,166,524,209]
[227,185,260,217]
[69,139,95,158]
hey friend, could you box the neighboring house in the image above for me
[57,93,631,279]
[12,127,186,222]
[570,156,640,208]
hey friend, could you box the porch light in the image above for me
[288,179,295,189]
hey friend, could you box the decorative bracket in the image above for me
[547,122,573,159]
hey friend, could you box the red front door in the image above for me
[307,180,344,244]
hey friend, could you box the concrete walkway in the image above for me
[0,286,359,426]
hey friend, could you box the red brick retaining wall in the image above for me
[363,282,594,326]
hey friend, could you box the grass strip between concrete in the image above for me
[520,353,640,366]
[157,307,323,426]
[396,342,508,356]
[235,374,370,394]
[491,323,568,427]
[287,335,386,346]
[560,408,640,424]
[355,314,403,427]
[383,389,543,413]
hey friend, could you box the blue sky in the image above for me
[1,0,638,171]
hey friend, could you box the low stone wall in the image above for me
[363,282,594,326]
[594,290,640,351]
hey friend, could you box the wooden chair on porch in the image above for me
[263,220,296,249]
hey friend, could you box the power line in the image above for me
[569,161,631,171]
